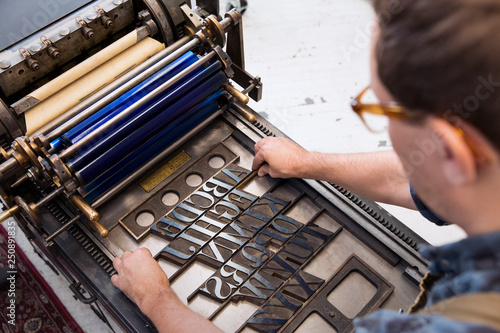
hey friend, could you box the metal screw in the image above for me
[329,311,335,318]
[59,27,70,36]
[30,43,42,53]
[47,46,60,59]
[0,60,11,69]
[101,15,113,29]
[137,10,151,21]
[82,26,95,39]
[26,57,40,71]
[86,12,98,21]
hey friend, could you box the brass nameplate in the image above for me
[140,151,191,192]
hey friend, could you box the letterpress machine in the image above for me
[0,1,429,332]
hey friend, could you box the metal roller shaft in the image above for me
[40,13,239,141]
[70,62,224,183]
[0,157,20,178]
[41,36,195,140]
[58,51,216,160]
[83,91,223,202]
[91,109,223,208]
[46,215,80,243]
[55,51,200,152]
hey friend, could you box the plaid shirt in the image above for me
[354,214,500,332]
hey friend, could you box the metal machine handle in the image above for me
[0,206,20,224]
[69,195,108,237]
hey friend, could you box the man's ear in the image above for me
[431,118,477,187]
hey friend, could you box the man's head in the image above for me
[369,0,500,234]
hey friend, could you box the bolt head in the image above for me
[59,27,70,36]
[86,13,98,21]
[30,44,42,53]
[0,60,11,69]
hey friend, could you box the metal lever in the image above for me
[46,215,80,243]
[0,206,20,224]
[69,195,108,237]
[224,83,249,104]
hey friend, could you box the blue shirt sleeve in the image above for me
[354,309,500,333]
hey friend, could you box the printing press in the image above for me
[0,1,430,332]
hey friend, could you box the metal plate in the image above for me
[119,142,240,241]
[0,0,92,50]
[280,255,394,332]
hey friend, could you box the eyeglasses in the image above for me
[351,85,489,164]
[351,86,419,133]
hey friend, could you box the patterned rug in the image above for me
[0,225,84,333]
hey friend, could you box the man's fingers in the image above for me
[111,274,120,288]
[252,150,266,171]
[258,164,270,177]
[113,257,122,271]
[254,137,268,153]
[136,247,152,257]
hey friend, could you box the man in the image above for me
[111,0,500,331]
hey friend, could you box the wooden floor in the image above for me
[11,0,466,332]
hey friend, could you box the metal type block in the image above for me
[232,221,337,306]
[234,269,284,305]
[162,187,262,282]
[200,243,275,301]
[279,270,325,303]
[194,193,290,302]
[119,143,238,241]
[195,205,272,270]
[279,256,394,333]
[252,215,303,249]
[154,165,254,235]
[154,164,263,266]
[276,223,335,260]
[195,208,336,309]
[156,186,256,267]
[243,270,325,332]
[203,187,257,224]
[247,193,290,219]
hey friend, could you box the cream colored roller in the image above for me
[25,37,165,135]
[32,30,141,102]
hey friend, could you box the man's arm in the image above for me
[111,248,222,333]
[252,137,416,209]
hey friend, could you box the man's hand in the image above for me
[111,248,223,333]
[252,137,311,178]
[111,248,181,315]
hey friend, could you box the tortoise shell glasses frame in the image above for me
[350,85,489,164]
